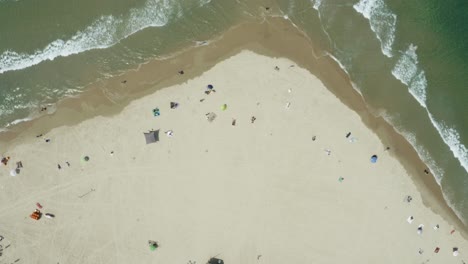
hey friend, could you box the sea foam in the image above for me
[381,112,445,183]
[198,0,211,6]
[311,0,323,10]
[353,0,396,58]
[389,44,468,176]
[391,44,427,107]
[0,0,178,74]
[429,114,468,175]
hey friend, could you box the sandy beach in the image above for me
[0,50,465,263]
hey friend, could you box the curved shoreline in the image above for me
[0,17,465,238]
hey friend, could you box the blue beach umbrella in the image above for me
[370,155,378,163]
[207,84,214,89]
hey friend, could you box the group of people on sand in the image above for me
[4,66,461,263]
[406,193,460,257]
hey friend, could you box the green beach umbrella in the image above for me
[221,104,227,111]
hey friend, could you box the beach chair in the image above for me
[30,210,42,220]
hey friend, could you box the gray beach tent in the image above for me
[144,130,160,144]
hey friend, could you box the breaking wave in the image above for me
[0,0,178,74]
[391,44,427,107]
[353,0,396,57]
[429,114,468,175]
[311,0,323,10]
[380,111,445,183]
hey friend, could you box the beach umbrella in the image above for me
[221,104,227,111]
[370,155,378,163]
[207,84,214,89]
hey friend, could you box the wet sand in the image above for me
[1,18,466,263]
[1,48,467,263]
[1,17,464,235]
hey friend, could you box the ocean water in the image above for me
[1,0,467,224]
[286,0,468,223]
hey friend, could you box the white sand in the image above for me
[0,51,466,263]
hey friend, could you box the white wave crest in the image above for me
[392,44,418,85]
[392,46,467,180]
[391,44,427,107]
[353,0,396,57]
[402,132,445,183]
[0,0,176,74]
[380,112,445,183]
[198,0,211,6]
[408,71,427,107]
[311,0,324,10]
[429,114,468,175]
[286,0,296,15]
[5,117,32,128]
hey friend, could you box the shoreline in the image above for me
[0,16,465,237]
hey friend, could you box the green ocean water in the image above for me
[0,0,467,223]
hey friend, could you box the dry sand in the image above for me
[0,51,466,263]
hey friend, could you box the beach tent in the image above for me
[144,130,160,144]
[207,258,224,264]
